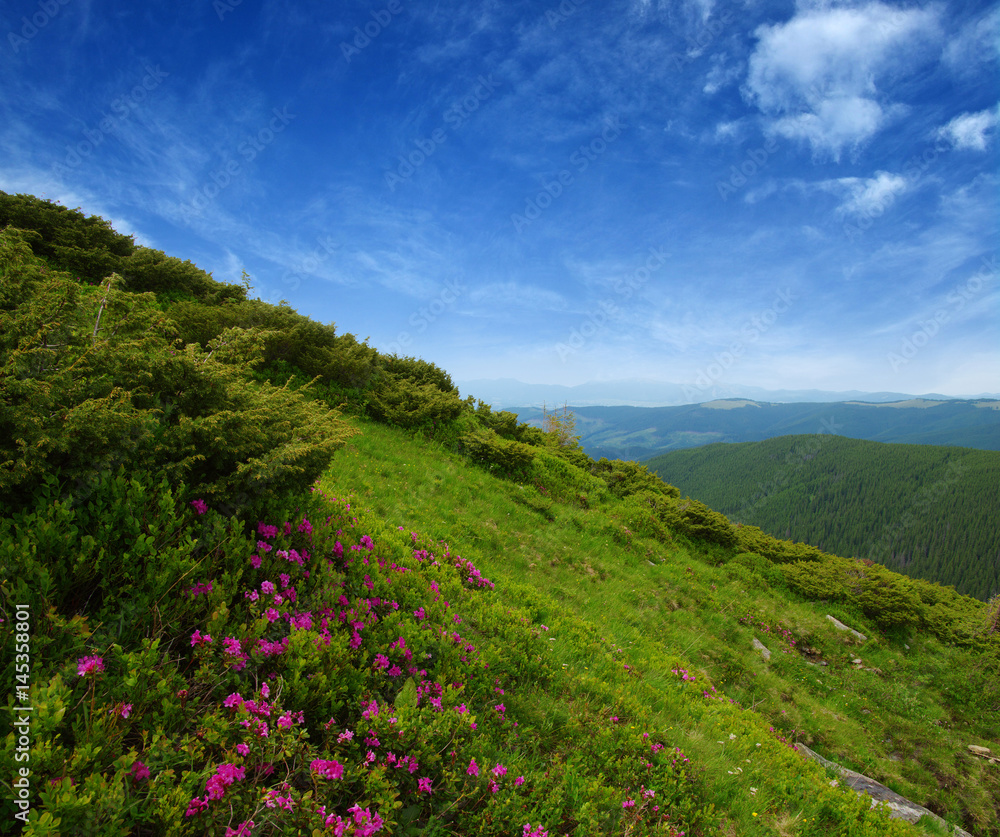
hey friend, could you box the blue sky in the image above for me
[2,0,998,399]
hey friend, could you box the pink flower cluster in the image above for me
[186,763,246,816]
[323,804,384,836]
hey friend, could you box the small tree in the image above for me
[541,401,579,448]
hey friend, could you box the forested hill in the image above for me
[541,399,1000,462]
[646,436,1000,601]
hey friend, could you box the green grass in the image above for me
[320,418,1000,836]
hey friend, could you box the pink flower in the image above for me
[77,655,104,676]
[467,758,479,777]
[130,760,150,780]
[185,797,208,817]
[191,630,213,647]
[190,499,208,515]
[264,790,294,810]
[417,776,433,794]
[492,763,507,778]
[225,821,255,837]
[311,759,345,780]
[120,703,133,719]
[515,775,525,787]
[236,743,250,756]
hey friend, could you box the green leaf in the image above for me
[395,677,418,711]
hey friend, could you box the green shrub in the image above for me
[782,558,849,601]
[590,458,681,500]
[0,230,354,515]
[368,376,465,430]
[460,427,535,477]
[853,565,922,629]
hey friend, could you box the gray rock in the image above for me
[797,742,973,836]
[826,615,867,642]
[752,638,771,661]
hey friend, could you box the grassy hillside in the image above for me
[645,436,1000,602]
[532,401,1000,461]
[2,193,999,836]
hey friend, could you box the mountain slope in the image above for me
[321,419,1000,835]
[518,400,1000,461]
[3,193,999,836]
[645,436,1000,601]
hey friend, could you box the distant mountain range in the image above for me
[510,398,1000,460]
[457,378,1000,409]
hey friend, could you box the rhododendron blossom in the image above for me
[77,655,104,676]
[311,759,345,780]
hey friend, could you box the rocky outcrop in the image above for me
[968,744,999,765]
[751,638,771,660]
[797,743,973,836]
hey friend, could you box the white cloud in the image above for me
[833,171,911,217]
[745,2,942,158]
[937,107,999,151]
[752,170,912,216]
